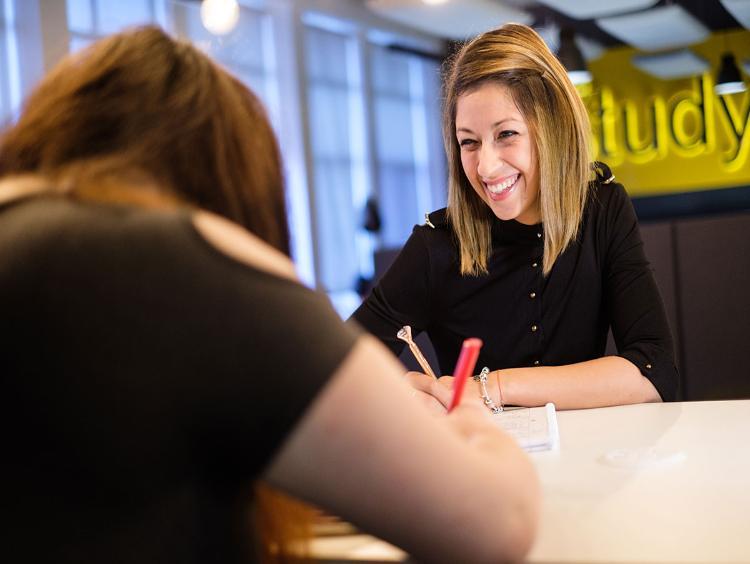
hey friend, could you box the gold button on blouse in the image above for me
[531,325,538,332]
[530,292,536,299]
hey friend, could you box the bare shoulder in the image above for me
[191,211,297,282]
[0,174,51,205]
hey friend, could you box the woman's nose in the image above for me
[477,144,502,180]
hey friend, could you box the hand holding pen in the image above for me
[398,328,483,415]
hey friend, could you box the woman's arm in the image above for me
[423,356,659,411]
[263,335,540,564]
[192,210,538,560]
[491,356,660,409]
[601,182,678,402]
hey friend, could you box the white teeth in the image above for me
[486,174,518,193]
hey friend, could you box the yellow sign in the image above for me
[582,29,750,196]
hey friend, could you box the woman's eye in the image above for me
[459,139,477,148]
[497,130,518,140]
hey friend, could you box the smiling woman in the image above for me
[455,82,540,225]
[351,23,679,412]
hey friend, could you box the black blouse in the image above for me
[351,169,679,402]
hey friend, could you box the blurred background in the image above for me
[1,0,749,399]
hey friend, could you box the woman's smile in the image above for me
[483,173,520,201]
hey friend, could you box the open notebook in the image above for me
[491,402,559,452]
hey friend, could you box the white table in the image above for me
[528,400,750,563]
[311,400,750,563]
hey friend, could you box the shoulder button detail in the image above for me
[423,208,448,229]
[592,161,616,184]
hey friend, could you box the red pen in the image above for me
[447,338,483,413]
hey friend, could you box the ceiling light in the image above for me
[715,52,747,95]
[365,0,532,41]
[538,0,658,20]
[720,0,750,29]
[557,28,592,85]
[200,0,239,36]
[597,5,709,51]
[632,49,709,80]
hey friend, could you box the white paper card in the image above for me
[491,402,559,452]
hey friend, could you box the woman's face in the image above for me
[455,82,540,225]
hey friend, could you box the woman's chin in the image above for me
[487,202,520,222]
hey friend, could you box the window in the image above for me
[66,0,167,51]
[370,44,446,248]
[172,2,321,286]
[62,0,317,288]
[49,1,448,318]
[304,24,369,313]
[0,4,10,123]
[0,0,20,124]
[299,19,447,317]
[175,2,279,128]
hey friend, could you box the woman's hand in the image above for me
[405,372,488,414]
[403,371,452,414]
[436,375,488,410]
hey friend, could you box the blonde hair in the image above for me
[443,23,592,276]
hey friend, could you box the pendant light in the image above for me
[200,0,239,36]
[715,52,746,95]
[557,27,592,86]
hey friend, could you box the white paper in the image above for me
[491,402,559,452]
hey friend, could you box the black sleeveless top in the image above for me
[0,195,358,563]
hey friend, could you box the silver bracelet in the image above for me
[473,367,503,414]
